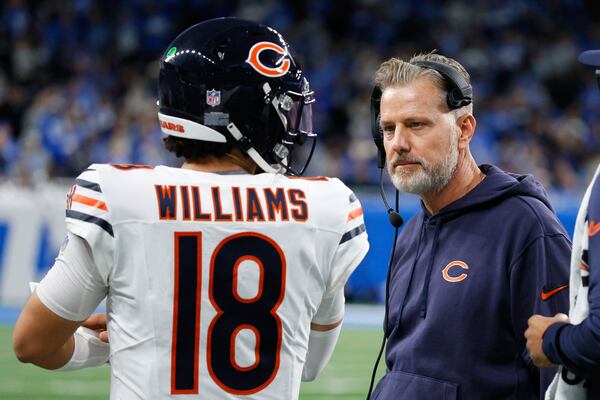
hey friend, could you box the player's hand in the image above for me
[525,313,569,368]
[82,313,109,343]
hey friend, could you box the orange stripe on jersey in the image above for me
[347,208,363,221]
[589,220,600,237]
[72,194,108,211]
[581,262,590,271]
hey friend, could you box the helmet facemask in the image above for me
[260,79,316,176]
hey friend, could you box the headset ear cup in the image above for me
[447,90,455,109]
[370,87,382,140]
[371,87,386,168]
[447,89,462,109]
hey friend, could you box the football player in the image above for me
[13,18,369,399]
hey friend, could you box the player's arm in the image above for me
[302,288,344,382]
[13,293,80,369]
[13,233,109,370]
[542,266,600,377]
[301,186,369,381]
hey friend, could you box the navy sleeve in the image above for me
[510,232,571,396]
[542,176,600,378]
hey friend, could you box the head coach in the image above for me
[368,52,571,399]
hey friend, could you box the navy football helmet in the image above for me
[158,17,316,175]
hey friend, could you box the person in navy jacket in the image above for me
[525,50,600,399]
[370,52,571,399]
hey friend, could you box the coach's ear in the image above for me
[457,114,476,149]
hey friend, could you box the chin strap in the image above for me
[226,122,282,174]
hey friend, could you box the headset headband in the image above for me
[370,59,473,168]
[411,60,472,108]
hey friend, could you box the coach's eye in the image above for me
[381,125,395,135]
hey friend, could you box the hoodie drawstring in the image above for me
[420,218,442,318]
[391,218,426,334]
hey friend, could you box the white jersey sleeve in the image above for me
[64,165,114,281]
[36,232,107,321]
[37,165,113,321]
[324,182,369,298]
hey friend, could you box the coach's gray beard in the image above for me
[387,133,459,196]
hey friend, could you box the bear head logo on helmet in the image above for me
[157,17,316,175]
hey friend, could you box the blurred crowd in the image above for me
[1,0,600,194]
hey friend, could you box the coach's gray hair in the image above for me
[374,52,473,116]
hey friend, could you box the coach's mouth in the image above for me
[393,161,421,169]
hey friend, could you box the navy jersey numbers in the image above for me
[170,232,285,396]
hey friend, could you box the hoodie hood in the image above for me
[426,164,555,220]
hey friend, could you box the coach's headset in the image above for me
[371,60,473,169]
[366,60,473,400]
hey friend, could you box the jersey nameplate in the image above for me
[154,184,308,223]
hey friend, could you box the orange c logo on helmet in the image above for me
[246,42,291,78]
[442,261,469,283]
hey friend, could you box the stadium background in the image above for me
[0,0,599,398]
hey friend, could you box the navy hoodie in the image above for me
[372,165,571,400]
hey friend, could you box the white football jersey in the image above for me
[52,163,368,399]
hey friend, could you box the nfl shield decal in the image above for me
[206,89,221,107]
